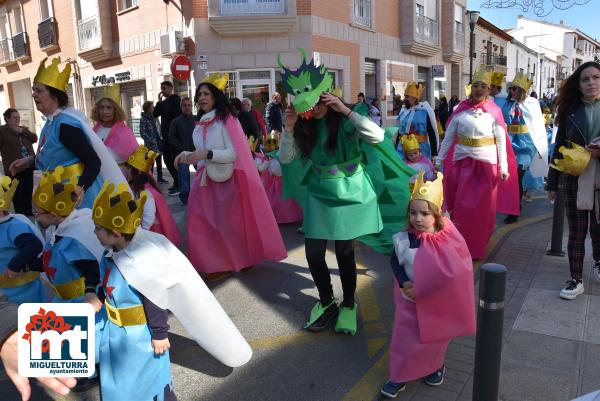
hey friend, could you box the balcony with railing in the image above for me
[38,17,58,50]
[12,32,29,60]
[416,15,439,45]
[482,52,507,67]
[209,0,296,35]
[76,7,113,64]
[0,37,15,66]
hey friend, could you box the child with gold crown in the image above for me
[91,181,252,401]
[124,144,182,246]
[400,134,435,184]
[380,172,475,398]
[0,176,46,304]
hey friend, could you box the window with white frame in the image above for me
[353,0,372,28]
[39,0,53,21]
[11,4,24,34]
[454,4,463,32]
[220,0,285,15]
[120,0,138,11]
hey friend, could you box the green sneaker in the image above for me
[335,303,358,335]
[304,299,338,332]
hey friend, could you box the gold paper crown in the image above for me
[405,82,425,99]
[92,182,147,235]
[472,67,492,86]
[264,130,280,152]
[401,134,420,154]
[127,145,158,174]
[102,84,121,105]
[491,72,505,88]
[34,57,71,93]
[511,72,533,92]
[331,87,343,98]
[550,142,591,177]
[464,84,472,97]
[0,176,18,212]
[411,171,444,210]
[202,72,229,92]
[32,166,78,217]
[248,136,258,153]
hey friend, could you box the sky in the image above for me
[472,0,600,40]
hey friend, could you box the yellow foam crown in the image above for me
[405,82,425,99]
[401,134,420,154]
[202,72,229,92]
[248,136,258,153]
[511,72,533,92]
[0,176,18,212]
[491,71,505,88]
[472,67,492,86]
[550,142,591,177]
[127,145,158,174]
[33,166,78,217]
[102,84,121,105]
[411,171,444,210]
[264,130,280,152]
[92,182,146,235]
[34,57,71,93]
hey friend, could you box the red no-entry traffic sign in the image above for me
[171,55,192,81]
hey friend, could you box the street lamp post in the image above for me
[467,10,480,84]
[539,53,545,96]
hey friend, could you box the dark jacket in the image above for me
[169,114,196,154]
[0,125,37,173]
[546,106,591,191]
[265,101,283,132]
[153,94,182,143]
[139,112,161,152]
[238,110,261,143]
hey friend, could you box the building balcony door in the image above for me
[238,70,275,117]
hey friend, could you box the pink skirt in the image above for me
[262,174,303,224]
[187,171,266,274]
[389,285,449,382]
[444,158,497,260]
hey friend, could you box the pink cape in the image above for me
[145,183,182,247]
[93,121,139,163]
[443,99,520,215]
[187,116,287,273]
[390,218,475,381]
[261,164,303,224]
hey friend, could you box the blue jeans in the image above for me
[178,163,191,204]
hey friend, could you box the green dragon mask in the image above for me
[278,48,333,119]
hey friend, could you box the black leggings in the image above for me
[305,238,357,307]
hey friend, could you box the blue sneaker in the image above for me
[425,365,445,386]
[380,381,406,398]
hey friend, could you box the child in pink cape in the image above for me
[124,145,182,247]
[380,172,476,399]
[91,97,139,165]
[401,134,435,184]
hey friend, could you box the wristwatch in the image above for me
[206,150,213,160]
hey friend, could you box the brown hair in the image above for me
[91,97,126,124]
[408,199,444,232]
[555,61,600,128]
[142,101,154,113]
[508,86,528,102]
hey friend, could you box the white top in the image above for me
[192,110,237,169]
[96,126,111,141]
[139,189,156,230]
[437,108,508,174]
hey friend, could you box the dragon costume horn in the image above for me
[298,48,308,63]
[277,54,288,71]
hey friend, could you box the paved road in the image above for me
[0,169,559,401]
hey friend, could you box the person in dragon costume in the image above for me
[278,49,415,335]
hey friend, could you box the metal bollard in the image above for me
[472,263,507,401]
[547,176,566,257]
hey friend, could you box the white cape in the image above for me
[47,208,105,262]
[572,390,600,401]
[518,97,549,177]
[396,101,439,151]
[109,228,252,368]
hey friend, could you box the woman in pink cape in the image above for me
[91,97,139,165]
[176,79,287,281]
[435,71,519,259]
[381,172,475,398]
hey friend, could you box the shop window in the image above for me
[119,0,138,11]
[385,61,414,119]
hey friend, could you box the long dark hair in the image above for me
[127,165,160,195]
[194,82,234,121]
[293,109,343,158]
[556,61,600,128]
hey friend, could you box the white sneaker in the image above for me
[560,280,584,300]
[593,261,600,284]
